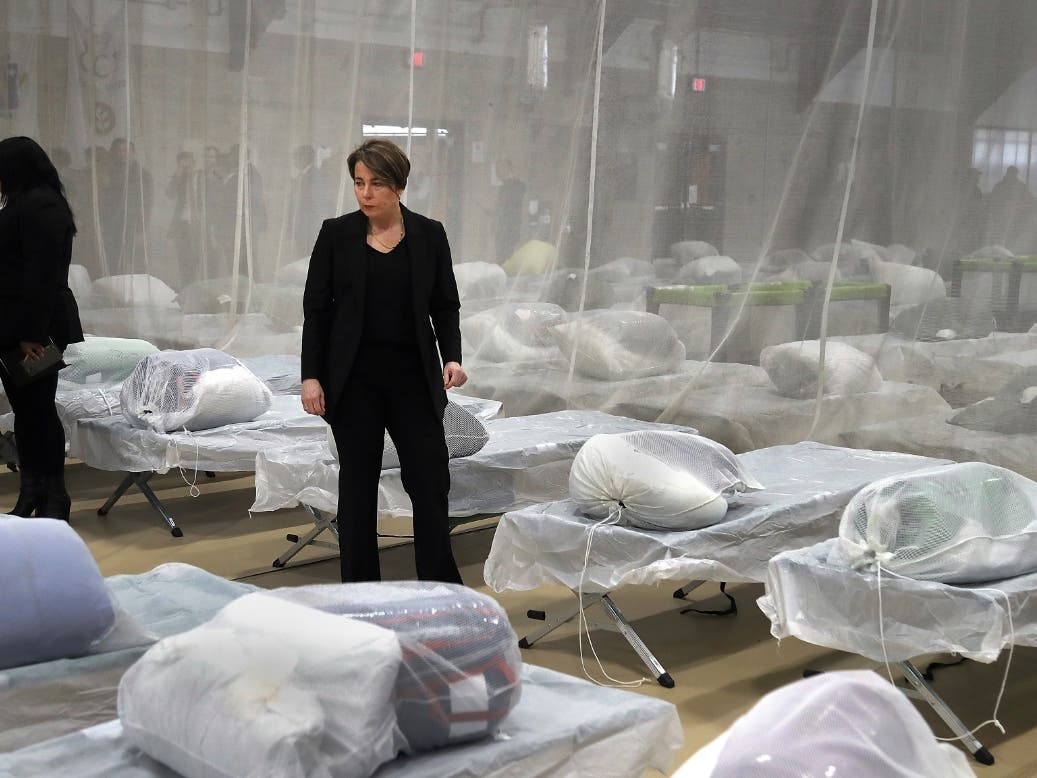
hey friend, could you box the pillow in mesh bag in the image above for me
[949,366,1037,435]
[460,302,567,363]
[551,310,686,380]
[569,430,764,531]
[175,275,254,314]
[674,255,742,285]
[327,400,489,469]
[270,581,522,754]
[543,268,616,311]
[830,462,1037,583]
[61,336,159,384]
[761,340,883,399]
[121,348,273,432]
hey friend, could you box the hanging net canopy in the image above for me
[4,0,1037,469]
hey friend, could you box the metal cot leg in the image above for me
[96,471,184,537]
[273,506,337,568]
[898,660,993,766]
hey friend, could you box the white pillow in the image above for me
[275,257,311,286]
[761,340,883,399]
[118,593,401,778]
[867,256,946,307]
[670,240,718,263]
[454,261,507,299]
[91,274,178,308]
[551,310,685,380]
[460,303,567,363]
[570,431,763,531]
[830,462,1037,583]
[674,255,742,285]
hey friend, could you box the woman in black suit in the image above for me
[301,139,468,584]
[0,136,84,521]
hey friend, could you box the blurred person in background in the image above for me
[300,138,467,584]
[0,136,84,522]
[166,150,202,285]
[103,137,153,275]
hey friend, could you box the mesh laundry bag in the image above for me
[831,462,1037,583]
[326,400,489,469]
[60,336,159,384]
[271,581,522,754]
[120,348,273,432]
[867,256,947,307]
[761,340,883,399]
[569,431,764,531]
[0,517,116,669]
[118,593,402,778]
[500,239,557,276]
[543,268,617,311]
[460,302,567,362]
[672,670,976,778]
[551,310,686,380]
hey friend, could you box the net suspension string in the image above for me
[565,0,608,388]
[577,502,651,688]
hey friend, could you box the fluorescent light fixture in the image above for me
[362,124,449,138]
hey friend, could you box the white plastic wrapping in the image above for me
[252,410,696,516]
[569,431,763,530]
[89,275,178,308]
[0,662,682,778]
[79,393,327,473]
[761,339,883,398]
[460,302,567,363]
[761,537,1037,664]
[830,461,1037,583]
[551,310,686,380]
[485,443,950,594]
[272,582,522,753]
[121,348,273,432]
[867,256,947,307]
[673,670,975,778]
[118,593,401,778]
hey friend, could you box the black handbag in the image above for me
[0,339,66,388]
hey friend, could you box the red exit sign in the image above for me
[692,77,706,92]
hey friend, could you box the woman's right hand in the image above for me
[301,378,326,416]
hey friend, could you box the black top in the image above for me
[360,237,416,347]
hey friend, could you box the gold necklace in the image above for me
[369,222,405,251]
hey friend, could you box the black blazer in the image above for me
[0,187,84,351]
[301,205,462,417]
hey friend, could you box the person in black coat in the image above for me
[0,136,84,521]
[301,138,467,584]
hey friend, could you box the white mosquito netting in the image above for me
[3,0,1037,468]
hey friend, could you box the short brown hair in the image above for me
[347,139,410,191]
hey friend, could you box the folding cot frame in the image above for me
[951,255,1037,332]
[484,444,953,691]
[759,535,1037,767]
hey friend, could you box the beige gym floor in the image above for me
[5,460,1037,776]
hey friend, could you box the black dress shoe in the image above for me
[9,470,45,517]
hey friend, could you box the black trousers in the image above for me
[0,369,64,473]
[327,342,462,585]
